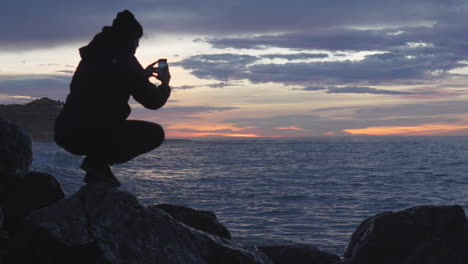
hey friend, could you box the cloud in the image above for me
[174,53,258,81]
[0,2,141,50]
[198,6,468,59]
[168,128,247,134]
[311,100,468,119]
[160,106,238,115]
[2,0,466,51]
[143,0,464,36]
[300,86,413,95]
[55,70,74,74]
[172,82,245,89]
[250,50,463,85]
[344,123,468,136]
[0,74,71,99]
[275,126,306,131]
[352,100,468,119]
[206,82,237,88]
[178,48,463,85]
[175,4,468,88]
[0,94,37,104]
[224,113,462,136]
[224,114,321,128]
[260,53,329,60]
[131,105,239,120]
[206,29,413,51]
[174,85,199,90]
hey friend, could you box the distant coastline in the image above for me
[0,98,195,143]
[165,138,193,142]
[0,97,63,142]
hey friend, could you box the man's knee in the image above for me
[149,123,165,148]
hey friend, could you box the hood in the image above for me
[79,25,137,60]
[79,26,116,60]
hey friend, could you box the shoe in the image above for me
[81,157,121,187]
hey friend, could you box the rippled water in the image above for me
[31,137,468,255]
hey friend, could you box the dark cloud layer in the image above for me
[174,53,258,81]
[352,100,468,119]
[159,105,238,115]
[300,86,413,95]
[0,74,71,99]
[3,0,468,97]
[2,0,466,50]
[131,105,239,120]
[206,29,413,51]
[177,48,464,85]
[260,53,329,60]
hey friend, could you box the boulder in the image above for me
[24,184,273,264]
[1,171,65,235]
[0,209,8,263]
[150,203,231,239]
[341,205,467,264]
[258,244,340,264]
[0,117,32,191]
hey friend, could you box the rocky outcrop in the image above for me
[0,209,8,263]
[258,244,340,264]
[340,205,467,264]
[2,171,65,235]
[0,117,32,185]
[0,98,62,142]
[24,184,273,264]
[2,117,468,263]
[0,117,64,234]
[150,203,231,239]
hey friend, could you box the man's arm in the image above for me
[127,57,171,110]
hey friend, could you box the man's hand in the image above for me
[156,65,171,85]
[145,60,171,85]
[144,61,158,78]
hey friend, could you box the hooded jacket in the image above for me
[55,26,170,142]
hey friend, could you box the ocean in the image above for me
[31,137,468,255]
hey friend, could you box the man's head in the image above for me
[112,10,143,41]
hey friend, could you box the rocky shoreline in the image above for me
[1,117,467,263]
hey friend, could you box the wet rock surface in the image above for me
[2,171,65,235]
[340,205,467,264]
[150,203,231,239]
[0,117,32,184]
[258,244,340,264]
[1,121,468,263]
[25,184,272,264]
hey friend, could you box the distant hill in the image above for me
[0,97,63,141]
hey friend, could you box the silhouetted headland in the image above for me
[0,97,63,142]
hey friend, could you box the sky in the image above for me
[1,0,468,137]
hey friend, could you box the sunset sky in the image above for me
[1,0,468,137]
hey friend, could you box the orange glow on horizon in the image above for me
[167,130,260,138]
[276,126,306,131]
[343,123,468,136]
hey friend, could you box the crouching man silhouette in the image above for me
[55,10,171,186]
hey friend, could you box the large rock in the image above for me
[0,117,32,189]
[24,184,273,264]
[341,205,467,264]
[0,208,8,263]
[258,244,340,264]
[2,171,65,235]
[150,203,231,239]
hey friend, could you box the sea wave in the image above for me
[31,136,468,255]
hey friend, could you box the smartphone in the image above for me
[158,59,168,69]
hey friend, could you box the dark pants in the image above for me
[56,120,165,165]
